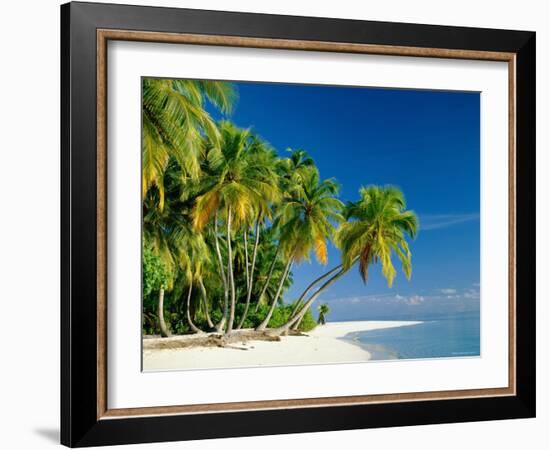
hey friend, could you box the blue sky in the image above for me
[208,80,480,320]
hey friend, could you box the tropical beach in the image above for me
[141,77,481,370]
[143,320,421,370]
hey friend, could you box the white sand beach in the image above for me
[143,320,421,371]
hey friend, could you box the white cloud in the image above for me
[328,288,479,308]
[440,288,457,295]
[419,213,479,231]
[406,295,425,305]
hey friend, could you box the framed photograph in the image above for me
[61,1,535,447]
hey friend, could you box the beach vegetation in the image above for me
[142,79,418,343]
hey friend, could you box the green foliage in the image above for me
[141,79,417,338]
[317,303,330,325]
[142,245,169,297]
[296,309,317,332]
[337,185,418,287]
[232,302,315,332]
[142,78,236,209]
[277,167,344,265]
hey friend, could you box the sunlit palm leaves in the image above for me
[193,121,281,230]
[278,168,344,264]
[142,78,236,209]
[336,185,418,287]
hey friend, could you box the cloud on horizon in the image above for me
[440,288,457,295]
[324,287,480,320]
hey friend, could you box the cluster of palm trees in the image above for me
[142,78,419,339]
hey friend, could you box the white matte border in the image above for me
[107,41,509,409]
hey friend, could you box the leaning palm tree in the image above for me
[142,78,235,209]
[275,185,418,333]
[193,122,281,333]
[256,169,344,330]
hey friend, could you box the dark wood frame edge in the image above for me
[95,29,517,420]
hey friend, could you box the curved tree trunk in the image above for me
[284,257,359,332]
[199,278,214,329]
[226,207,237,334]
[213,211,229,333]
[272,258,358,335]
[254,241,281,312]
[158,287,171,337]
[274,268,346,334]
[256,257,293,331]
[186,283,203,334]
[289,263,342,323]
[237,216,261,329]
[291,312,305,330]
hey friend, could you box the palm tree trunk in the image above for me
[186,282,203,334]
[290,263,342,318]
[292,312,307,330]
[226,207,237,334]
[274,267,347,334]
[213,211,229,333]
[272,258,359,334]
[256,257,293,331]
[158,287,171,337]
[243,230,250,292]
[254,241,281,312]
[237,216,261,329]
[216,317,226,334]
[199,278,214,329]
[283,257,359,332]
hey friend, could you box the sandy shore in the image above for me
[143,321,419,371]
[143,320,421,371]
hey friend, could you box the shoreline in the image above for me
[340,321,423,360]
[143,320,422,371]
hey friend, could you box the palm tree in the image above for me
[193,122,281,333]
[317,303,330,325]
[256,169,344,330]
[143,157,219,337]
[142,188,180,337]
[277,148,316,196]
[141,79,235,336]
[250,228,291,313]
[142,243,171,337]
[236,141,281,329]
[275,185,418,333]
[142,78,235,210]
[252,149,317,314]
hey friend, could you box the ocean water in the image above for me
[344,311,480,360]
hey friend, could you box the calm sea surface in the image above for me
[343,311,480,360]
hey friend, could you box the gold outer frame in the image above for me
[96,29,516,420]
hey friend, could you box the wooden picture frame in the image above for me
[61,1,535,447]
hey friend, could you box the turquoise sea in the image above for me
[343,311,480,360]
